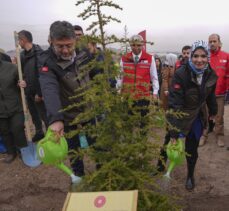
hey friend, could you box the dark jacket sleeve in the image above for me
[167,72,185,139]
[39,69,64,125]
[0,52,11,63]
[206,84,217,116]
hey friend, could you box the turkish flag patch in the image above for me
[174,83,181,89]
[41,66,49,72]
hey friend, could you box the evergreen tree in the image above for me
[67,0,181,210]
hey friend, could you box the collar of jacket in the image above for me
[210,47,221,56]
[22,44,41,59]
[187,63,217,86]
[124,51,148,62]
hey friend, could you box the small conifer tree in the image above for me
[66,0,181,210]
[120,25,131,54]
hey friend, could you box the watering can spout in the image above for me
[56,162,73,176]
[164,161,176,179]
[56,162,82,184]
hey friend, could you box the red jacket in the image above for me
[175,60,181,70]
[210,48,229,96]
[121,51,152,99]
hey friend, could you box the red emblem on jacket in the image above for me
[174,83,181,89]
[41,66,49,72]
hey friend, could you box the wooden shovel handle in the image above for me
[14,31,32,141]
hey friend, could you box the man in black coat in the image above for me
[39,21,96,176]
[0,58,28,163]
[18,30,48,142]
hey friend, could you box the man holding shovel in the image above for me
[18,30,48,142]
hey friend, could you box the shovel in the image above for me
[14,31,41,167]
[37,128,81,184]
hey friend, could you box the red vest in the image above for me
[210,49,229,95]
[121,51,152,99]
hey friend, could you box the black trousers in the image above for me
[0,112,28,154]
[158,132,199,177]
[26,94,48,133]
[65,123,96,177]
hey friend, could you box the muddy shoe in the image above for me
[185,177,195,191]
[199,135,207,147]
[217,137,224,147]
[3,153,17,164]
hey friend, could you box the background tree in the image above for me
[120,25,131,54]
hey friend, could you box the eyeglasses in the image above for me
[75,33,83,37]
[53,44,75,51]
[192,54,207,58]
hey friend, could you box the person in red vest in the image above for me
[209,34,229,147]
[199,34,229,147]
[117,34,159,99]
[175,45,191,70]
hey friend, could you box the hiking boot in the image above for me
[185,176,195,191]
[32,133,44,143]
[3,153,17,163]
[199,135,207,147]
[217,137,224,147]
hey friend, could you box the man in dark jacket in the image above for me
[158,41,217,191]
[0,51,11,62]
[0,58,28,163]
[18,30,48,142]
[39,21,95,176]
[175,45,191,70]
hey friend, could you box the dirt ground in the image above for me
[0,106,229,211]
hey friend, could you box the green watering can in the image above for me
[164,138,185,179]
[37,128,81,184]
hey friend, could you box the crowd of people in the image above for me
[0,20,229,191]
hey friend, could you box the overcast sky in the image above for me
[1,0,229,52]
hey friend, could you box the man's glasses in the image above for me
[53,44,75,51]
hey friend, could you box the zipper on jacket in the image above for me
[134,63,137,91]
